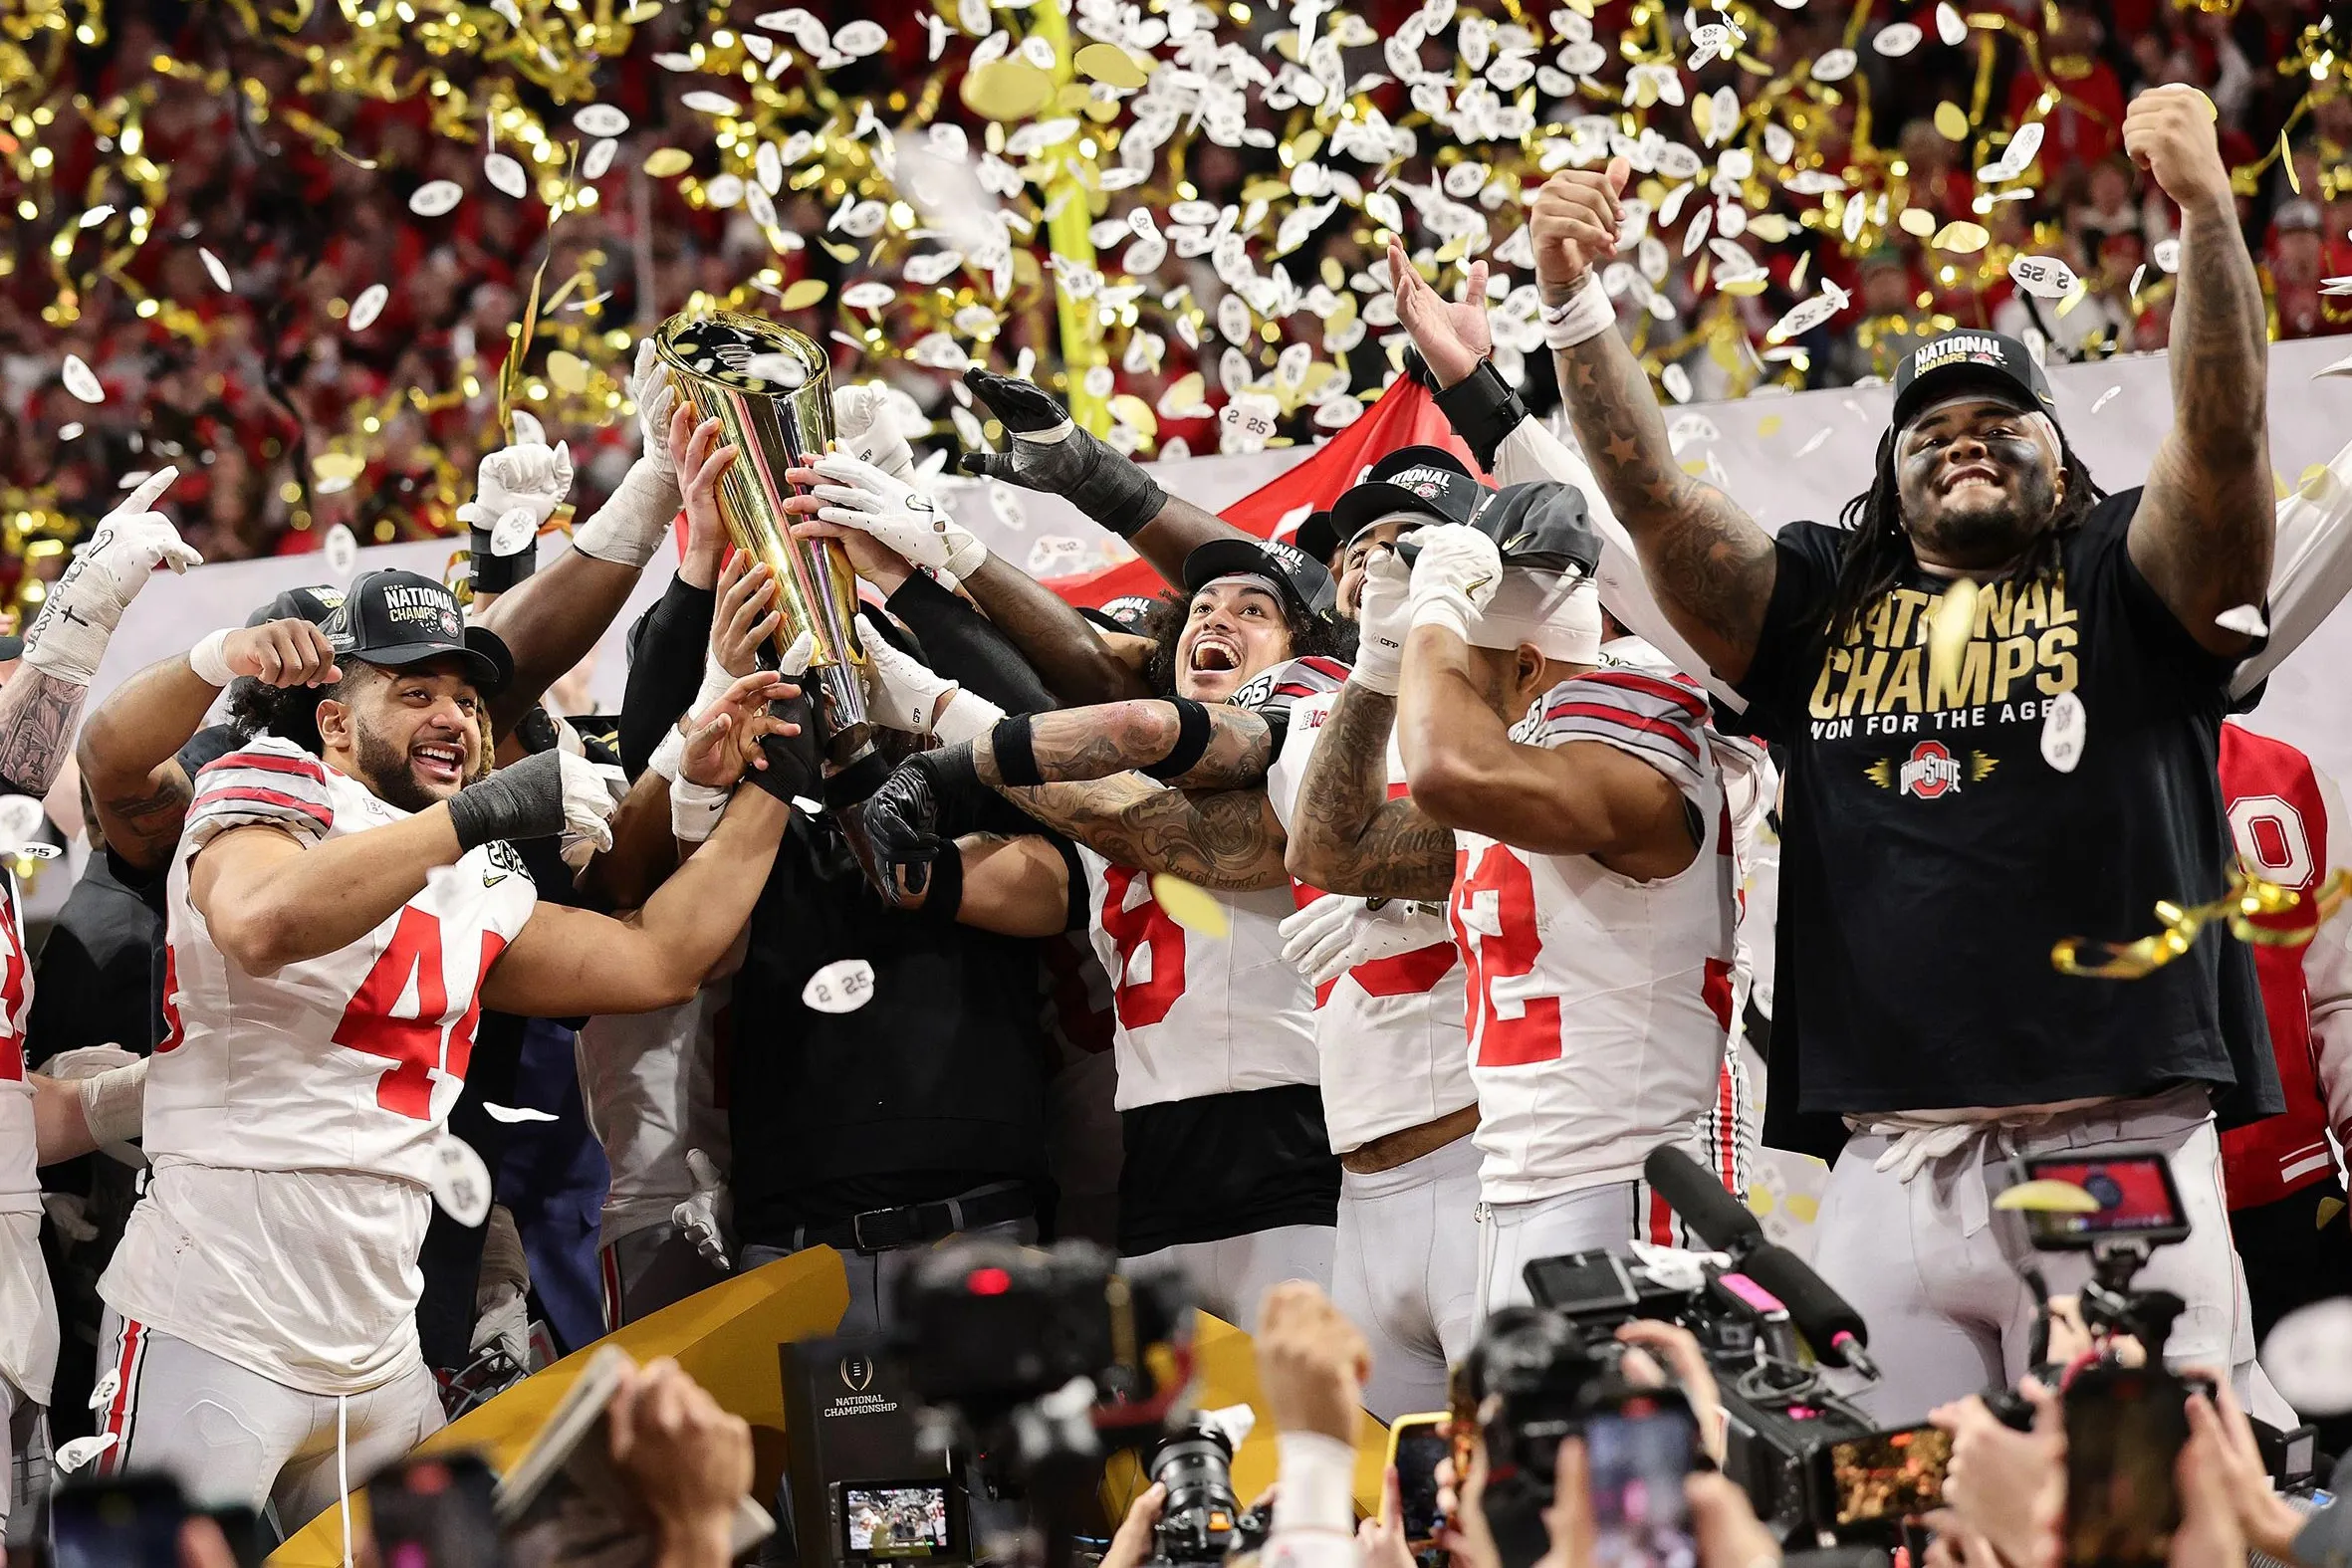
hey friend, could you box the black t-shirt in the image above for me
[31,851,162,1061]
[728,811,1056,1242]
[1117,1084,1339,1254]
[1734,489,2281,1153]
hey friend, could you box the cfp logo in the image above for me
[839,1356,876,1394]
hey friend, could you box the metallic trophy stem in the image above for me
[652,311,878,784]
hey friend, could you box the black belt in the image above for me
[789,1183,1034,1253]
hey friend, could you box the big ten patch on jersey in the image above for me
[1805,572,2080,753]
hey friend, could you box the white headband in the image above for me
[1466,566,1601,664]
[1198,572,1288,605]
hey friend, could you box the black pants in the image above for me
[2231,1177,2352,1456]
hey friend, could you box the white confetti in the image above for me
[706,173,746,208]
[199,247,233,292]
[1937,2,1968,44]
[1662,363,1693,403]
[89,1368,118,1410]
[681,91,743,116]
[2215,604,2269,637]
[1794,427,1834,459]
[484,151,529,199]
[324,523,359,577]
[841,280,896,311]
[2090,384,2123,415]
[56,1436,117,1475]
[1767,288,1844,342]
[833,19,887,56]
[407,180,464,217]
[61,354,104,403]
[803,957,876,1013]
[348,283,389,333]
[2039,691,2085,774]
[2007,254,2078,300]
[2152,237,2181,273]
[1873,21,1922,54]
[57,422,82,440]
[429,1134,493,1227]
[490,508,540,558]
[484,1102,560,1124]
[2259,1297,2352,1416]
[582,138,618,181]
[1809,48,1856,82]
[574,105,630,137]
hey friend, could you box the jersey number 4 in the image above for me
[1452,845,1562,1066]
[1100,867,1186,1029]
[332,909,509,1119]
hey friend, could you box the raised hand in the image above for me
[630,337,682,482]
[1404,523,1505,641]
[680,671,802,790]
[220,617,341,689]
[957,366,1167,534]
[1389,240,1493,390]
[2123,85,2233,214]
[1528,156,1630,302]
[861,752,956,901]
[457,409,575,562]
[711,553,782,679]
[794,452,987,579]
[26,469,202,687]
[832,381,916,483]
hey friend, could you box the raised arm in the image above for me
[4,467,204,797]
[958,367,1252,589]
[1532,161,1777,683]
[961,557,1154,705]
[964,702,1276,793]
[1396,623,1694,873]
[78,619,341,872]
[2119,86,2273,657]
[474,344,686,728]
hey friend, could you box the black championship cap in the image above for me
[1078,593,1160,634]
[324,568,512,692]
[1328,444,1493,551]
[1181,535,1338,620]
[1291,509,1340,566]
[1397,481,1602,577]
[246,584,346,629]
[1890,330,2058,434]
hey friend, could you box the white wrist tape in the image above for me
[1272,1433,1357,1536]
[186,628,236,688]
[648,726,687,783]
[571,459,681,569]
[932,689,1008,749]
[1542,275,1615,350]
[669,775,730,843]
[692,655,738,717]
[79,1058,147,1148]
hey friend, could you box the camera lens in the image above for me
[1149,1422,1242,1561]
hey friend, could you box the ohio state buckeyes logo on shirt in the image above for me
[1863,739,1999,798]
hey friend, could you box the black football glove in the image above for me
[957,367,1167,538]
[860,745,982,899]
[747,686,824,809]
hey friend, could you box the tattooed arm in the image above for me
[1532,165,1777,684]
[968,703,1278,793]
[1284,685,1456,901]
[2120,88,2273,657]
[0,668,87,799]
[1003,775,1292,892]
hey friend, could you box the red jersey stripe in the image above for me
[191,784,335,830]
[1541,702,1705,759]
[197,750,329,784]
[1579,668,1710,719]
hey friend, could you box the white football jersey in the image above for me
[578,972,734,1246]
[103,736,539,1394]
[1265,685,1475,1154]
[1452,669,1738,1205]
[0,866,53,1407]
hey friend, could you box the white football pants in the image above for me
[1332,1135,1482,1421]
[1125,1224,1336,1333]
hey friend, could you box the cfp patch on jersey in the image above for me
[482,838,536,887]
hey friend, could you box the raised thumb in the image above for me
[1605,155,1632,194]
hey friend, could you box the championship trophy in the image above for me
[652,310,882,796]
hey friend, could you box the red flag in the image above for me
[1050,378,1482,608]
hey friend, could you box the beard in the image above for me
[354,721,448,814]
[1904,464,2061,570]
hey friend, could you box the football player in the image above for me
[90,567,795,1524]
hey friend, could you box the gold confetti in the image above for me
[1899,207,1938,238]
[1993,1180,2101,1215]
[642,147,694,178]
[1074,42,1150,90]
[778,279,828,311]
[1109,393,1158,435]
[962,60,1055,121]
[1935,102,1969,140]
[1150,874,1230,938]
[546,351,589,393]
[1757,414,1783,438]
[1926,577,1979,698]
[312,452,367,483]
[2283,131,2300,194]
[2054,867,2352,979]
[1931,220,1992,253]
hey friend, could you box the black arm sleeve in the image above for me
[617,576,718,779]
[882,570,1058,717]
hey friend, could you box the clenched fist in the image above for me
[1528,156,1631,304]
[2121,85,2232,213]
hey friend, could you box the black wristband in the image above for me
[1432,359,1529,474]
[1066,442,1168,540]
[469,528,538,595]
[993,714,1043,787]
[910,836,965,923]
[1141,697,1213,781]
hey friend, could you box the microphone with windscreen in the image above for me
[1642,1145,1879,1378]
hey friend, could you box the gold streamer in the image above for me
[2052,867,2352,980]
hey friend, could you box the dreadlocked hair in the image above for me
[1821,430,2105,645]
[1136,589,1357,699]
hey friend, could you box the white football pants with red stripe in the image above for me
[92,1310,442,1528]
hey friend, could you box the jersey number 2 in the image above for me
[332,909,509,1119]
[1452,845,1562,1066]
[1100,866,1187,1029]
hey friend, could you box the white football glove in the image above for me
[25,469,201,686]
[671,1148,734,1271]
[456,410,575,559]
[630,337,681,481]
[810,453,988,578]
[1404,523,1504,643]
[832,382,916,484]
[1278,893,1454,988]
[1351,546,1414,696]
[860,629,958,736]
[555,747,628,871]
